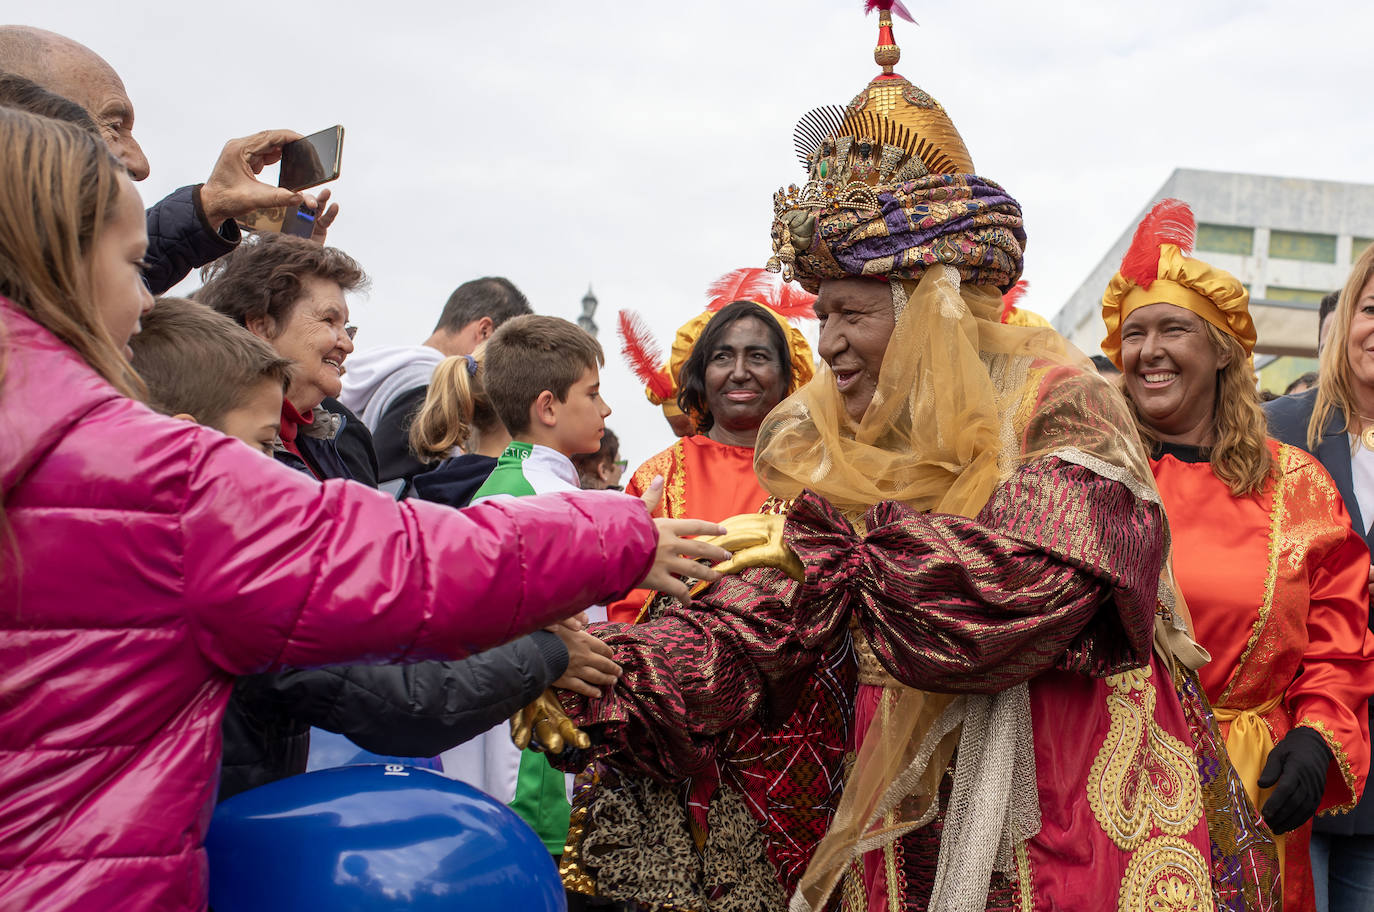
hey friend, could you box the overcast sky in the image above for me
[22,1,1374,470]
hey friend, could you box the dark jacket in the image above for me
[1265,387,1374,833]
[143,184,240,295]
[410,453,500,507]
[217,632,569,800]
[321,397,380,486]
[373,385,433,484]
[219,406,568,801]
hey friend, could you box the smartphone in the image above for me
[281,204,317,238]
[235,203,316,237]
[278,125,343,191]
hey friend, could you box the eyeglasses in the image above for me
[344,325,357,340]
[613,459,628,471]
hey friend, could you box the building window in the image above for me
[1354,238,1374,260]
[1269,230,1337,263]
[1196,223,1253,256]
[1265,286,1326,305]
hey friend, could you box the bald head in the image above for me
[0,25,149,179]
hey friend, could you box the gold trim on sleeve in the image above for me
[1301,718,1361,815]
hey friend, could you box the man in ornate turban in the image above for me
[546,7,1280,910]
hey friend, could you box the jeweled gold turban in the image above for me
[765,7,1024,292]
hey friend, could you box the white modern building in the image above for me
[1054,169,1374,392]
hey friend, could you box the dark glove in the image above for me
[1258,726,1333,834]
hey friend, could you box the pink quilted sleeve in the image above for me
[175,428,656,674]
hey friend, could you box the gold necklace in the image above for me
[1360,417,1374,451]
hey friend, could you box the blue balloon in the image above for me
[207,764,566,912]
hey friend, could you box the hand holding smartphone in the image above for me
[238,126,343,237]
[278,125,344,191]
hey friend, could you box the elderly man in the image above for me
[0,25,337,294]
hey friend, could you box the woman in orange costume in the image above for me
[1103,199,1374,909]
[609,269,815,622]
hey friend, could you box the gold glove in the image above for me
[691,513,805,594]
[510,688,591,754]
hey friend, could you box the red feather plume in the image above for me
[617,310,674,401]
[704,268,818,320]
[1000,280,1029,323]
[864,0,915,23]
[705,268,778,312]
[771,281,819,321]
[1119,199,1196,290]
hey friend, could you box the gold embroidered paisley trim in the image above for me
[1014,840,1034,912]
[840,858,867,912]
[1116,835,1213,912]
[1302,717,1360,815]
[1217,445,1293,706]
[667,438,688,519]
[1087,665,1204,850]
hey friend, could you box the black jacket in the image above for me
[373,385,433,485]
[1265,388,1374,833]
[409,453,499,507]
[217,632,568,801]
[218,405,566,801]
[143,185,240,295]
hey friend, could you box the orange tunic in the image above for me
[1152,439,1373,909]
[607,436,768,623]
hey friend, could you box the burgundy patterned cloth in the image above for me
[559,456,1164,904]
[786,456,1162,694]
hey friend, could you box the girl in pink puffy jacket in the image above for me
[0,108,728,912]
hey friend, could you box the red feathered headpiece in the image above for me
[704,267,817,320]
[1118,199,1196,290]
[616,310,673,402]
[1000,280,1029,323]
[863,0,915,23]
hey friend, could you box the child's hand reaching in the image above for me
[552,626,621,698]
[637,476,729,605]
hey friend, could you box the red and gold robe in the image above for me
[1152,439,1373,909]
[562,465,1258,910]
[559,367,1278,911]
[609,436,770,624]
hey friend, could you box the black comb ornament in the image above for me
[793,105,847,170]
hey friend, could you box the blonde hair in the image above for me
[409,347,500,463]
[1309,241,1374,450]
[0,107,141,579]
[0,106,143,399]
[1122,322,1274,496]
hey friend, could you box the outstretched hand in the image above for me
[200,129,305,229]
[637,477,729,605]
[551,625,621,699]
[701,513,804,582]
[511,689,590,754]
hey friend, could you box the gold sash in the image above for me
[1213,695,1285,877]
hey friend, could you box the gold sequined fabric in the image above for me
[563,766,786,912]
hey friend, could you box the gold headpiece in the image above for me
[1100,199,1255,368]
[774,9,973,212]
[767,9,1006,286]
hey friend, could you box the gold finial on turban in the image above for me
[874,8,901,73]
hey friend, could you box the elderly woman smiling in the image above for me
[198,233,372,482]
[1104,199,1374,911]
